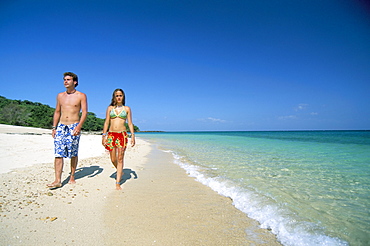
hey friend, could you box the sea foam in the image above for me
[167,150,348,246]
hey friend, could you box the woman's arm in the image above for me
[102,106,111,146]
[125,106,135,147]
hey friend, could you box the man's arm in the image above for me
[52,94,62,138]
[73,93,88,135]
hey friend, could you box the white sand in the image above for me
[0,124,105,174]
[0,124,152,245]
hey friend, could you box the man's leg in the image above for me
[69,124,80,184]
[69,156,78,184]
[47,157,63,187]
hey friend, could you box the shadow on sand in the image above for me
[110,168,138,185]
[61,165,104,186]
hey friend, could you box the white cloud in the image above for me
[198,117,226,123]
[295,103,309,111]
[208,117,226,123]
[310,112,318,115]
[278,115,297,120]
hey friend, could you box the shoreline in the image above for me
[104,144,281,245]
[0,124,281,245]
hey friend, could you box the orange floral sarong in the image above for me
[105,132,128,151]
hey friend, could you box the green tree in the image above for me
[82,112,104,131]
[27,104,54,128]
[125,123,140,132]
[0,96,11,108]
[0,103,31,126]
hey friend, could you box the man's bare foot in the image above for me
[47,182,62,189]
[115,182,122,190]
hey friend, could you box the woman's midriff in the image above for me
[109,118,127,132]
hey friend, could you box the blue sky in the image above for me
[1,0,369,131]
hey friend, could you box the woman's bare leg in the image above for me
[110,148,117,168]
[115,148,126,190]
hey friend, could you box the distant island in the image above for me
[0,95,140,132]
[138,131,165,132]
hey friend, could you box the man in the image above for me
[47,72,88,189]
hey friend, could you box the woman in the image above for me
[102,88,135,190]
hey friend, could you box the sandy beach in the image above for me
[0,124,281,245]
[0,124,106,174]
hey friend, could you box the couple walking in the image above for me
[47,72,135,190]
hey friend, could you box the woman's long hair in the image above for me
[110,88,126,106]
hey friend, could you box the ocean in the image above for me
[137,131,370,246]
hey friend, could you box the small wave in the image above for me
[166,150,349,246]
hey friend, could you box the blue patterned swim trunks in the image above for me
[54,123,80,158]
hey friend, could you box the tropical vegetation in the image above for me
[0,96,139,132]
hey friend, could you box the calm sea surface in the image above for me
[138,131,370,246]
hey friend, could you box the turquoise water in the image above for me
[138,131,370,246]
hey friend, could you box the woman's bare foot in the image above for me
[115,182,122,190]
[68,175,76,184]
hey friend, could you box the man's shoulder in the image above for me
[76,90,87,97]
[57,91,65,97]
